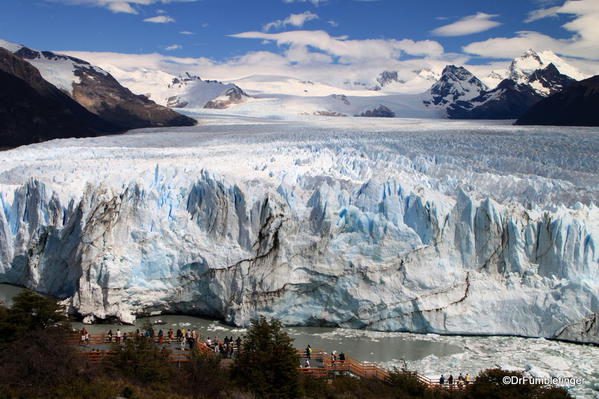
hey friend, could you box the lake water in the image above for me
[71,314,462,363]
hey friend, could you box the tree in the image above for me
[0,290,68,348]
[109,336,173,385]
[0,291,80,396]
[231,316,300,399]
[181,350,230,399]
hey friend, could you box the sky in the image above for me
[1,0,598,91]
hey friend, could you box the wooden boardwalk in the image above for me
[72,334,467,391]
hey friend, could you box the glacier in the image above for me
[0,115,597,344]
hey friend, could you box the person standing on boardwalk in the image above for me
[116,328,122,343]
[439,375,445,385]
[448,374,454,386]
[305,345,312,359]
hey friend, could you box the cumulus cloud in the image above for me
[464,0,599,59]
[47,0,196,14]
[143,15,175,23]
[432,12,501,36]
[165,44,182,51]
[231,30,444,61]
[263,12,319,31]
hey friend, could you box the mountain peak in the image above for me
[429,65,487,106]
[509,49,585,85]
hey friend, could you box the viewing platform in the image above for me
[72,333,468,391]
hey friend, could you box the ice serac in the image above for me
[0,125,597,344]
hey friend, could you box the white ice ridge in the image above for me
[0,115,597,343]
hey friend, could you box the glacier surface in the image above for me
[0,115,597,343]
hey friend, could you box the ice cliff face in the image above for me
[0,117,597,343]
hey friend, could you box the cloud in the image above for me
[231,30,444,61]
[263,12,319,31]
[282,0,326,5]
[432,12,501,36]
[327,20,338,27]
[464,0,599,59]
[165,44,182,51]
[144,15,175,23]
[180,30,194,35]
[525,6,561,23]
[47,0,196,14]
[63,47,467,96]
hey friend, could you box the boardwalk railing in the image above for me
[73,334,468,390]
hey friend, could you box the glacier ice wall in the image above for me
[0,118,597,343]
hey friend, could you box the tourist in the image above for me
[116,328,122,343]
[305,345,312,359]
[465,374,472,384]
[331,351,337,366]
[448,374,454,386]
[107,329,113,343]
[236,336,242,350]
[458,373,465,387]
[80,328,88,344]
[439,375,445,385]
[339,352,346,365]
[176,328,182,341]
[304,358,310,368]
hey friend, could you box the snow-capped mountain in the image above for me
[0,39,195,129]
[0,117,597,343]
[164,73,250,109]
[483,50,585,95]
[509,49,585,88]
[374,69,440,92]
[525,63,577,97]
[376,71,404,89]
[448,79,543,119]
[425,65,487,107]
[424,50,582,119]
[0,47,120,147]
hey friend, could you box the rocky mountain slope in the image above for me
[516,75,599,126]
[0,48,120,148]
[1,39,195,129]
